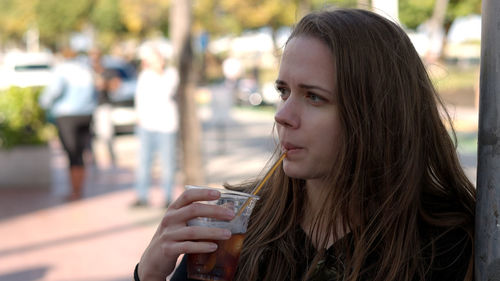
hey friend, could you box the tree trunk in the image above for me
[357,0,370,9]
[170,0,205,185]
[430,0,449,29]
[424,0,449,62]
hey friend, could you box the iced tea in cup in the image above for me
[186,185,259,281]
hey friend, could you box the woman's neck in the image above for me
[301,179,348,249]
[303,179,331,221]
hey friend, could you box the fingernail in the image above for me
[225,209,235,218]
[210,190,220,197]
[223,229,232,238]
[209,243,218,251]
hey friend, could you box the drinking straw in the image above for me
[251,152,287,196]
[235,152,287,217]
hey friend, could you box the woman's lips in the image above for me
[282,142,302,155]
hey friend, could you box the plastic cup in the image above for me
[186,185,260,281]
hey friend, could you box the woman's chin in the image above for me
[283,164,307,180]
[283,161,326,181]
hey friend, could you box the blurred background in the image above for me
[0,0,481,280]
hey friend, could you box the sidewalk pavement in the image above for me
[0,104,478,281]
[0,106,275,281]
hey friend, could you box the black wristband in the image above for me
[134,263,141,281]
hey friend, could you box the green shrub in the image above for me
[0,87,54,149]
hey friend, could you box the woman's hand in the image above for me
[137,188,235,281]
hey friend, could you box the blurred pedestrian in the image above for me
[222,56,242,104]
[132,43,179,207]
[40,48,97,200]
[89,48,118,169]
[208,56,242,154]
[210,82,233,154]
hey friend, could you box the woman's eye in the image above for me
[306,93,326,104]
[276,86,290,100]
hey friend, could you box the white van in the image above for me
[0,51,54,89]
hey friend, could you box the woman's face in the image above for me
[275,36,341,181]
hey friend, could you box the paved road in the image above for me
[0,104,477,281]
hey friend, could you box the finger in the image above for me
[169,188,221,210]
[163,226,232,243]
[167,241,220,256]
[161,203,234,227]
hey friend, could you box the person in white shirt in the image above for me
[132,43,179,207]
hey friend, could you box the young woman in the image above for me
[40,48,97,200]
[136,8,475,281]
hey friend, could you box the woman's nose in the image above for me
[274,100,299,129]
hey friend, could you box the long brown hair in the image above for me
[231,8,475,281]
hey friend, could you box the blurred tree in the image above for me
[193,0,231,35]
[0,0,173,50]
[35,0,93,48]
[399,0,435,29]
[120,0,170,37]
[399,0,481,30]
[0,0,481,57]
[0,0,38,44]
[357,0,370,9]
[313,0,358,10]
[399,0,480,62]
[446,0,481,24]
[193,0,360,38]
[193,0,298,51]
[90,0,127,47]
[220,0,296,31]
[424,0,449,62]
[296,0,313,19]
[91,0,123,32]
[171,0,205,185]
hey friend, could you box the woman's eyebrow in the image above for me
[275,79,287,86]
[275,80,333,95]
[298,84,333,95]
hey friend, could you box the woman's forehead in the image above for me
[278,36,336,89]
[282,36,334,65]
